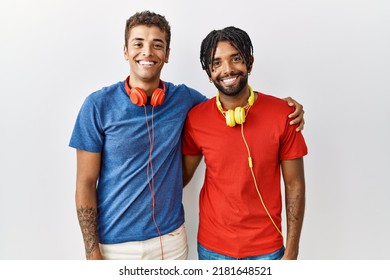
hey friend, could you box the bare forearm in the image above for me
[76,186,102,259]
[75,150,102,259]
[281,158,306,260]
[283,186,305,259]
[77,205,99,259]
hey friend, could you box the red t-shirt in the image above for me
[182,93,308,258]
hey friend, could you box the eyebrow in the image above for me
[213,52,241,60]
[131,37,165,44]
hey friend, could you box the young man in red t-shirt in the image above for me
[182,26,308,260]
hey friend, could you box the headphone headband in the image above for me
[124,76,166,107]
[216,86,255,127]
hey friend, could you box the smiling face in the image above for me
[209,40,252,97]
[124,25,170,86]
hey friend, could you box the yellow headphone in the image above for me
[216,86,255,127]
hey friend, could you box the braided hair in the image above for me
[200,26,253,77]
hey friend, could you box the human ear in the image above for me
[165,48,170,63]
[123,45,129,60]
[248,55,254,72]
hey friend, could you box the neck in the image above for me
[216,85,255,111]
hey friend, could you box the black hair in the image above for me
[200,26,253,77]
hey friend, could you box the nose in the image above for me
[221,60,233,74]
[142,44,153,57]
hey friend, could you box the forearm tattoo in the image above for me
[287,195,300,223]
[286,195,301,241]
[77,206,99,259]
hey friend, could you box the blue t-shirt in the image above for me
[69,80,207,244]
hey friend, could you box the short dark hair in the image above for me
[200,26,253,77]
[125,11,171,51]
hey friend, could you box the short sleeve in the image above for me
[279,121,308,160]
[69,96,104,152]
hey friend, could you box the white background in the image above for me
[0,0,389,260]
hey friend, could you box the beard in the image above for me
[212,72,248,97]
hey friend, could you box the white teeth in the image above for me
[222,77,237,85]
[139,61,154,66]
[223,77,236,83]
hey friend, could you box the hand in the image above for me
[280,249,299,260]
[283,97,305,131]
[281,254,298,260]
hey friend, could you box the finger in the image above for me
[296,119,305,131]
[291,117,305,131]
[289,113,303,125]
[288,105,303,119]
[283,97,294,106]
[289,110,304,131]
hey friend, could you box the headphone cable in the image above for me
[144,106,164,259]
[240,121,284,238]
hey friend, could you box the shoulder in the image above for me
[258,92,287,105]
[257,92,293,114]
[164,81,192,93]
[88,80,124,99]
[187,97,215,116]
[84,81,125,106]
[164,81,208,102]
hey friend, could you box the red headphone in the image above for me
[124,76,166,107]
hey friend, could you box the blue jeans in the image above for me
[198,243,285,260]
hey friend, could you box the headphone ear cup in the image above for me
[150,88,165,107]
[225,109,236,127]
[234,107,246,125]
[130,88,147,106]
